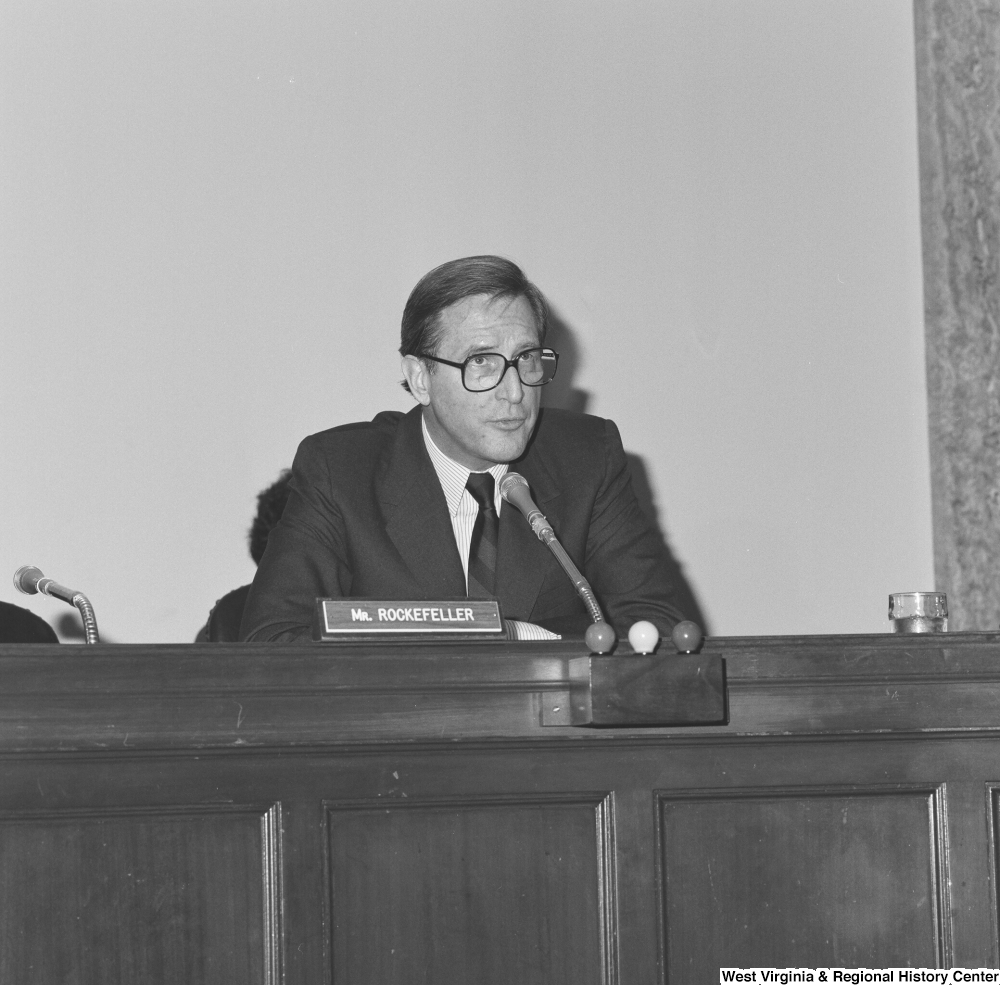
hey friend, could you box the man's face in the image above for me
[407,294,542,470]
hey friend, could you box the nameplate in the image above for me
[315,599,504,640]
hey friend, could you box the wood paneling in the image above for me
[0,634,999,980]
[0,805,281,985]
[325,795,614,985]
[658,786,949,979]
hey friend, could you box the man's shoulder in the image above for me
[521,409,624,484]
[300,409,413,456]
[532,408,617,450]
[289,408,423,492]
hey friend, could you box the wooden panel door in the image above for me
[0,805,281,985]
[658,785,950,980]
[326,795,616,985]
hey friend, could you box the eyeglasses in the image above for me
[422,347,559,393]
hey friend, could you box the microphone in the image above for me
[15,565,78,604]
[13,565,100,644]
[499,473,616,653]
[498,473,554,541]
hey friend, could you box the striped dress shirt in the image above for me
[421,415,508,585]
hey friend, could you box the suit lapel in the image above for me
[377,408,467,598]
[495,432,563,621]
[375,407,566,615]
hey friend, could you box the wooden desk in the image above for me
[1,633,999,983]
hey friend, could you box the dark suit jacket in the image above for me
[195,584,252,643]
[240,406,687,641]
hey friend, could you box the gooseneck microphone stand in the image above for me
[499,472,616,652]
[13,565,100,644]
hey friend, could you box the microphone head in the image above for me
[499,471,529,503]
[13,565,44,595]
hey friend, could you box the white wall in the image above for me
[1,0,931,642]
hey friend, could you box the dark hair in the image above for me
[248,469,292,565]
[399,256,547,392]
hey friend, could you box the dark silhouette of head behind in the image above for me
[195,470,292,642]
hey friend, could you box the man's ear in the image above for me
[401,354,432,405]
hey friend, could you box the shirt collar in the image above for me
[422,413,508,516]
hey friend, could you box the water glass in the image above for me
[888,593,948,633]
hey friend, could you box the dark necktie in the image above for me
[466,472,498,598]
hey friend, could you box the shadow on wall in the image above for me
[55,610,119,644]
[544,307,591,415]
[544,308,711,634]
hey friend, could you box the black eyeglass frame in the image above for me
[421,347,560,393]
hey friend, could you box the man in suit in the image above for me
[240,256,687,642]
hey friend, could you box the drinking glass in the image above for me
[888,593,948,633]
